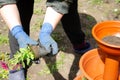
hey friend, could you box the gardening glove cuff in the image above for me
[39,23,58,55]
[11,25,38,48]
[9,68,25,80]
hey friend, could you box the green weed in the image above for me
[52,32,63,42]
[31,18,43,31]
[0,35,8,45]
[90,0,103,5]
[34,8,45,15]
[38,52,65,75]
[115,0,120,3]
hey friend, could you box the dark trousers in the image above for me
[61,0,85,45]
[8,0,85,55]
[8,0,34,57]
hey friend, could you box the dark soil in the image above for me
[102,36,120,46]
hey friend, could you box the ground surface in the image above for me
[0,0,120,80]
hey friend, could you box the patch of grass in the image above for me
[35,0,42,3]
[0,35,8,45]
[86,15,95,22]
[34,8,45,15]
[38,51,65,75]
[90,0,103,5]
[52,32,67,51]
[59,46,66,51]
[84,30,92,38]
[52,32,63,42]
[115,0,120,3]
[32,0,45,31]
[34,0,45,15]
[26,76,32,80]
[31,18,43,31]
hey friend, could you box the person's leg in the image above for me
[8,0,34,57]
[61,0,91,54]
[17,0,35,78]
[8,0,34,78]
[61,0,85,45]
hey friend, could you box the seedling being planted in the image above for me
[0,46,35,79]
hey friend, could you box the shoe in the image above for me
[74,42,91,54]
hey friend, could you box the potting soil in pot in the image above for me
[102,36,120,46]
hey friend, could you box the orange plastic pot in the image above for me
[103,56,119,80]
[74,73,85,80]
[91,21,120,80]
[79,49,105,80]
[92,21,120,56]
[79,48,120,80]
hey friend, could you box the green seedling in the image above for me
[82,77,88,80]
[0,46,35,79]
[0,68,9,79]
[8,47,34,69]
[0,35,8,45]
[38,51,65,75]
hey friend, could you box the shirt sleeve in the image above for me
[46,0,73,14]
[0,0,17,8]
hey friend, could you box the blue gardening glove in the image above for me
[9,68,25,80]
[11,25,38,48]
[39,23,58,55]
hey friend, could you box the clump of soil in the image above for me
[102,36,120,46]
